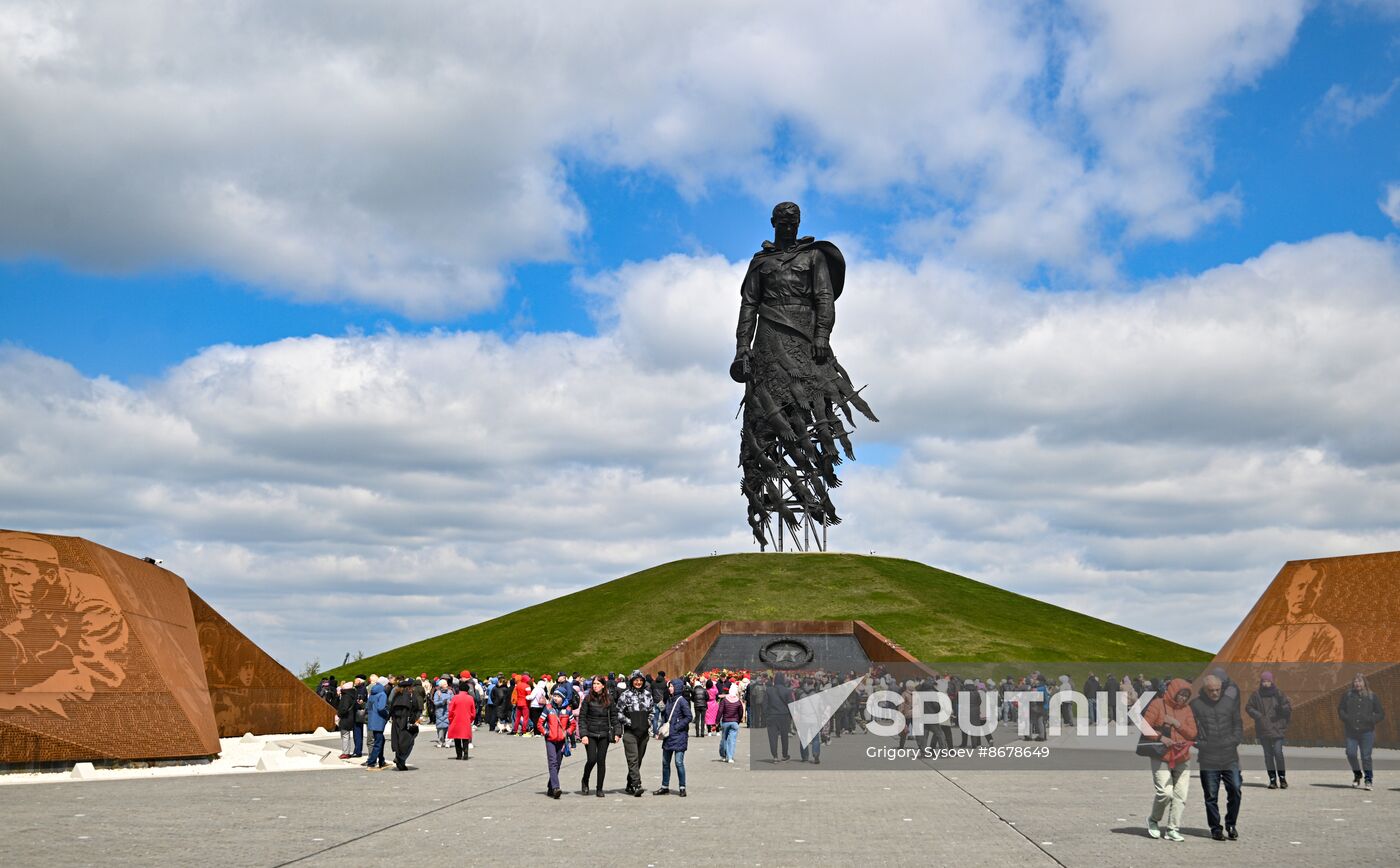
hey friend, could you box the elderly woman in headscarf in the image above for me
[717,681,745,763]
[1142,678,1197,842]
[431,679,453,747]
[1119,674,1139,709]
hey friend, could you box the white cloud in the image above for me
[1306,79,1399,137]
[0,1,1308,312]
[1382,181,1400,227]
[5,233,1400,666]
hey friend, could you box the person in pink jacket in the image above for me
[704,682,720,732]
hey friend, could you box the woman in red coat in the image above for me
[447,687,477,760]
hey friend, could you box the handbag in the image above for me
[1135,696,1168,759]
[355,709,367,725]
[656,698,680,739]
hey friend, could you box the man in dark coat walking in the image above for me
[1191,674,1245,840]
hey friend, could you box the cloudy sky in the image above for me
[3,1,1400,669]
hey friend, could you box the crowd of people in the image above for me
[313,664,1387,838]
[314,668,771,795]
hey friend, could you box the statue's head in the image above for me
[771,201,801,232]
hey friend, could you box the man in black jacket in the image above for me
[1191,674,1244,840]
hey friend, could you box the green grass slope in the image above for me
[312,553,1210,684]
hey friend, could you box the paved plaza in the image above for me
[7,726,1397,867]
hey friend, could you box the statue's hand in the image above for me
[812,337,831,363]
[729,349,750,383]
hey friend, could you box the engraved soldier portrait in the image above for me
[0,531,129,715]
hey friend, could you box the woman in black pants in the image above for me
[692,678,709,738]
[578,676,619,796]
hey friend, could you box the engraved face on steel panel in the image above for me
[0,532,129,714]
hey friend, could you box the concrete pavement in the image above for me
[5,725,1395,867]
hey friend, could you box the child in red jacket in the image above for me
[537,688,578,798]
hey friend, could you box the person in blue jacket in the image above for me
[654,677,694,797]
[364,679,389,769]
[432,679,453,747]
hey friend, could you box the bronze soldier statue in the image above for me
[731,202,877,550]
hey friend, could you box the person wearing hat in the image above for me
[389,674,422,771]
[486,675,504,732]
[553,672,578,747]
[447,678,477,760]
[363,678,389,769]
[537,688,577,798]
[1144,678,1197,842]
[431,679,454,748]
[717,681,745,763]
[335,681,357,759]
[512,674,532,735]
[1246,671,1292,789]
[616,670,655,796]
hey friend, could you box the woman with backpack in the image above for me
[578,675,620,796]
[654,678,693,797]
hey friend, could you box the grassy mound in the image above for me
[311,553,1210,683]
